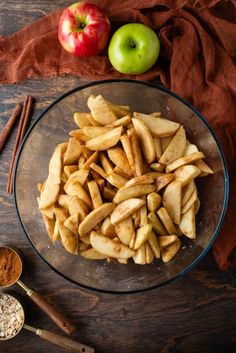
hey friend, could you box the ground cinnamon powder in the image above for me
[0,248,22,286]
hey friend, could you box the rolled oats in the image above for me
[0,294,24,340]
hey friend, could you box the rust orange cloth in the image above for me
[0,0,235,269]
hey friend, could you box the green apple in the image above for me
[108,23,160,74]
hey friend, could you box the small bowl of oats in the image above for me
[0,293,25,341]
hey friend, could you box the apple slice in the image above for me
[86,126,122,151]
[41,213,55,240]
[87,95,117,125]
[154,137,162,159]
[145,243,155,264]
[58,195,72,210]
[101,217,116,238]
[134,224,152,250]
[132,118,156,164]
[195,159,214,174]
[105,101,130,118]
[69,130,90,142]
[162,180,182,225]
[150,163,165,172]
[107,147,133,177]
[53,207,68,224]
[181,188,198,214]
[120,134,135,173]
[181,181,195,206]
[140,205,148,226]
[179,205,196,239]
[111,198,145,225]
[159,235,178,248]
[74,112,99,128]
[80,248,107,260]
[174,165,201,187]
[128,128,143,177]
[133,244,146,265]
[184,142,199,156]
[157,207,177,235]
[106,115,131,127]
[81,151,99,170]
[90,232,135,259]
[147,231,161,258]
[155,173,174,192]
[83,126,113,138]
[162,239,181,263]
[48,147,63,184]
[64,165,78,178]
[66,170,89,186]
[64,214,79,234]
[64,181,92,208]
[79,203,115,237]
[133,112,180,137]
[125,175,153,187]
[159,126,186,164]
[147,212,167,236]
[38,178,60,210]
[115,216,134,245]
[87,180,103,209]
[68,196,88,221]
[100,153,114,175]
[107,173,128,188]
[58,224,78,255]
[147,192,161,213]
[166,152,204,173]
[64,137,82,165]
[113,184,156,204]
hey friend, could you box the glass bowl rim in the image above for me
[13,78,229,294]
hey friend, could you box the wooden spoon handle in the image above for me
[37,329,95,353]
[30,290,74,335]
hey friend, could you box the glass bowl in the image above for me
[14,79,229,294]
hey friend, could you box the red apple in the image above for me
[58,2,111,57]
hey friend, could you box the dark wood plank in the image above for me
[0,2,236,353]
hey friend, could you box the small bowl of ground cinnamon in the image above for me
[0,246,22,288]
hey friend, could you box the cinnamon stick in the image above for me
[19,96,34,142]
[7,96,34,193]
[0,104,22,154]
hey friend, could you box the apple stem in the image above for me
[127,39,136,49]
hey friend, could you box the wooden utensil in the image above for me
[23,324,94,353]
[0,293,94,353]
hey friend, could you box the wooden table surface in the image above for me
[0,1,236,353]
